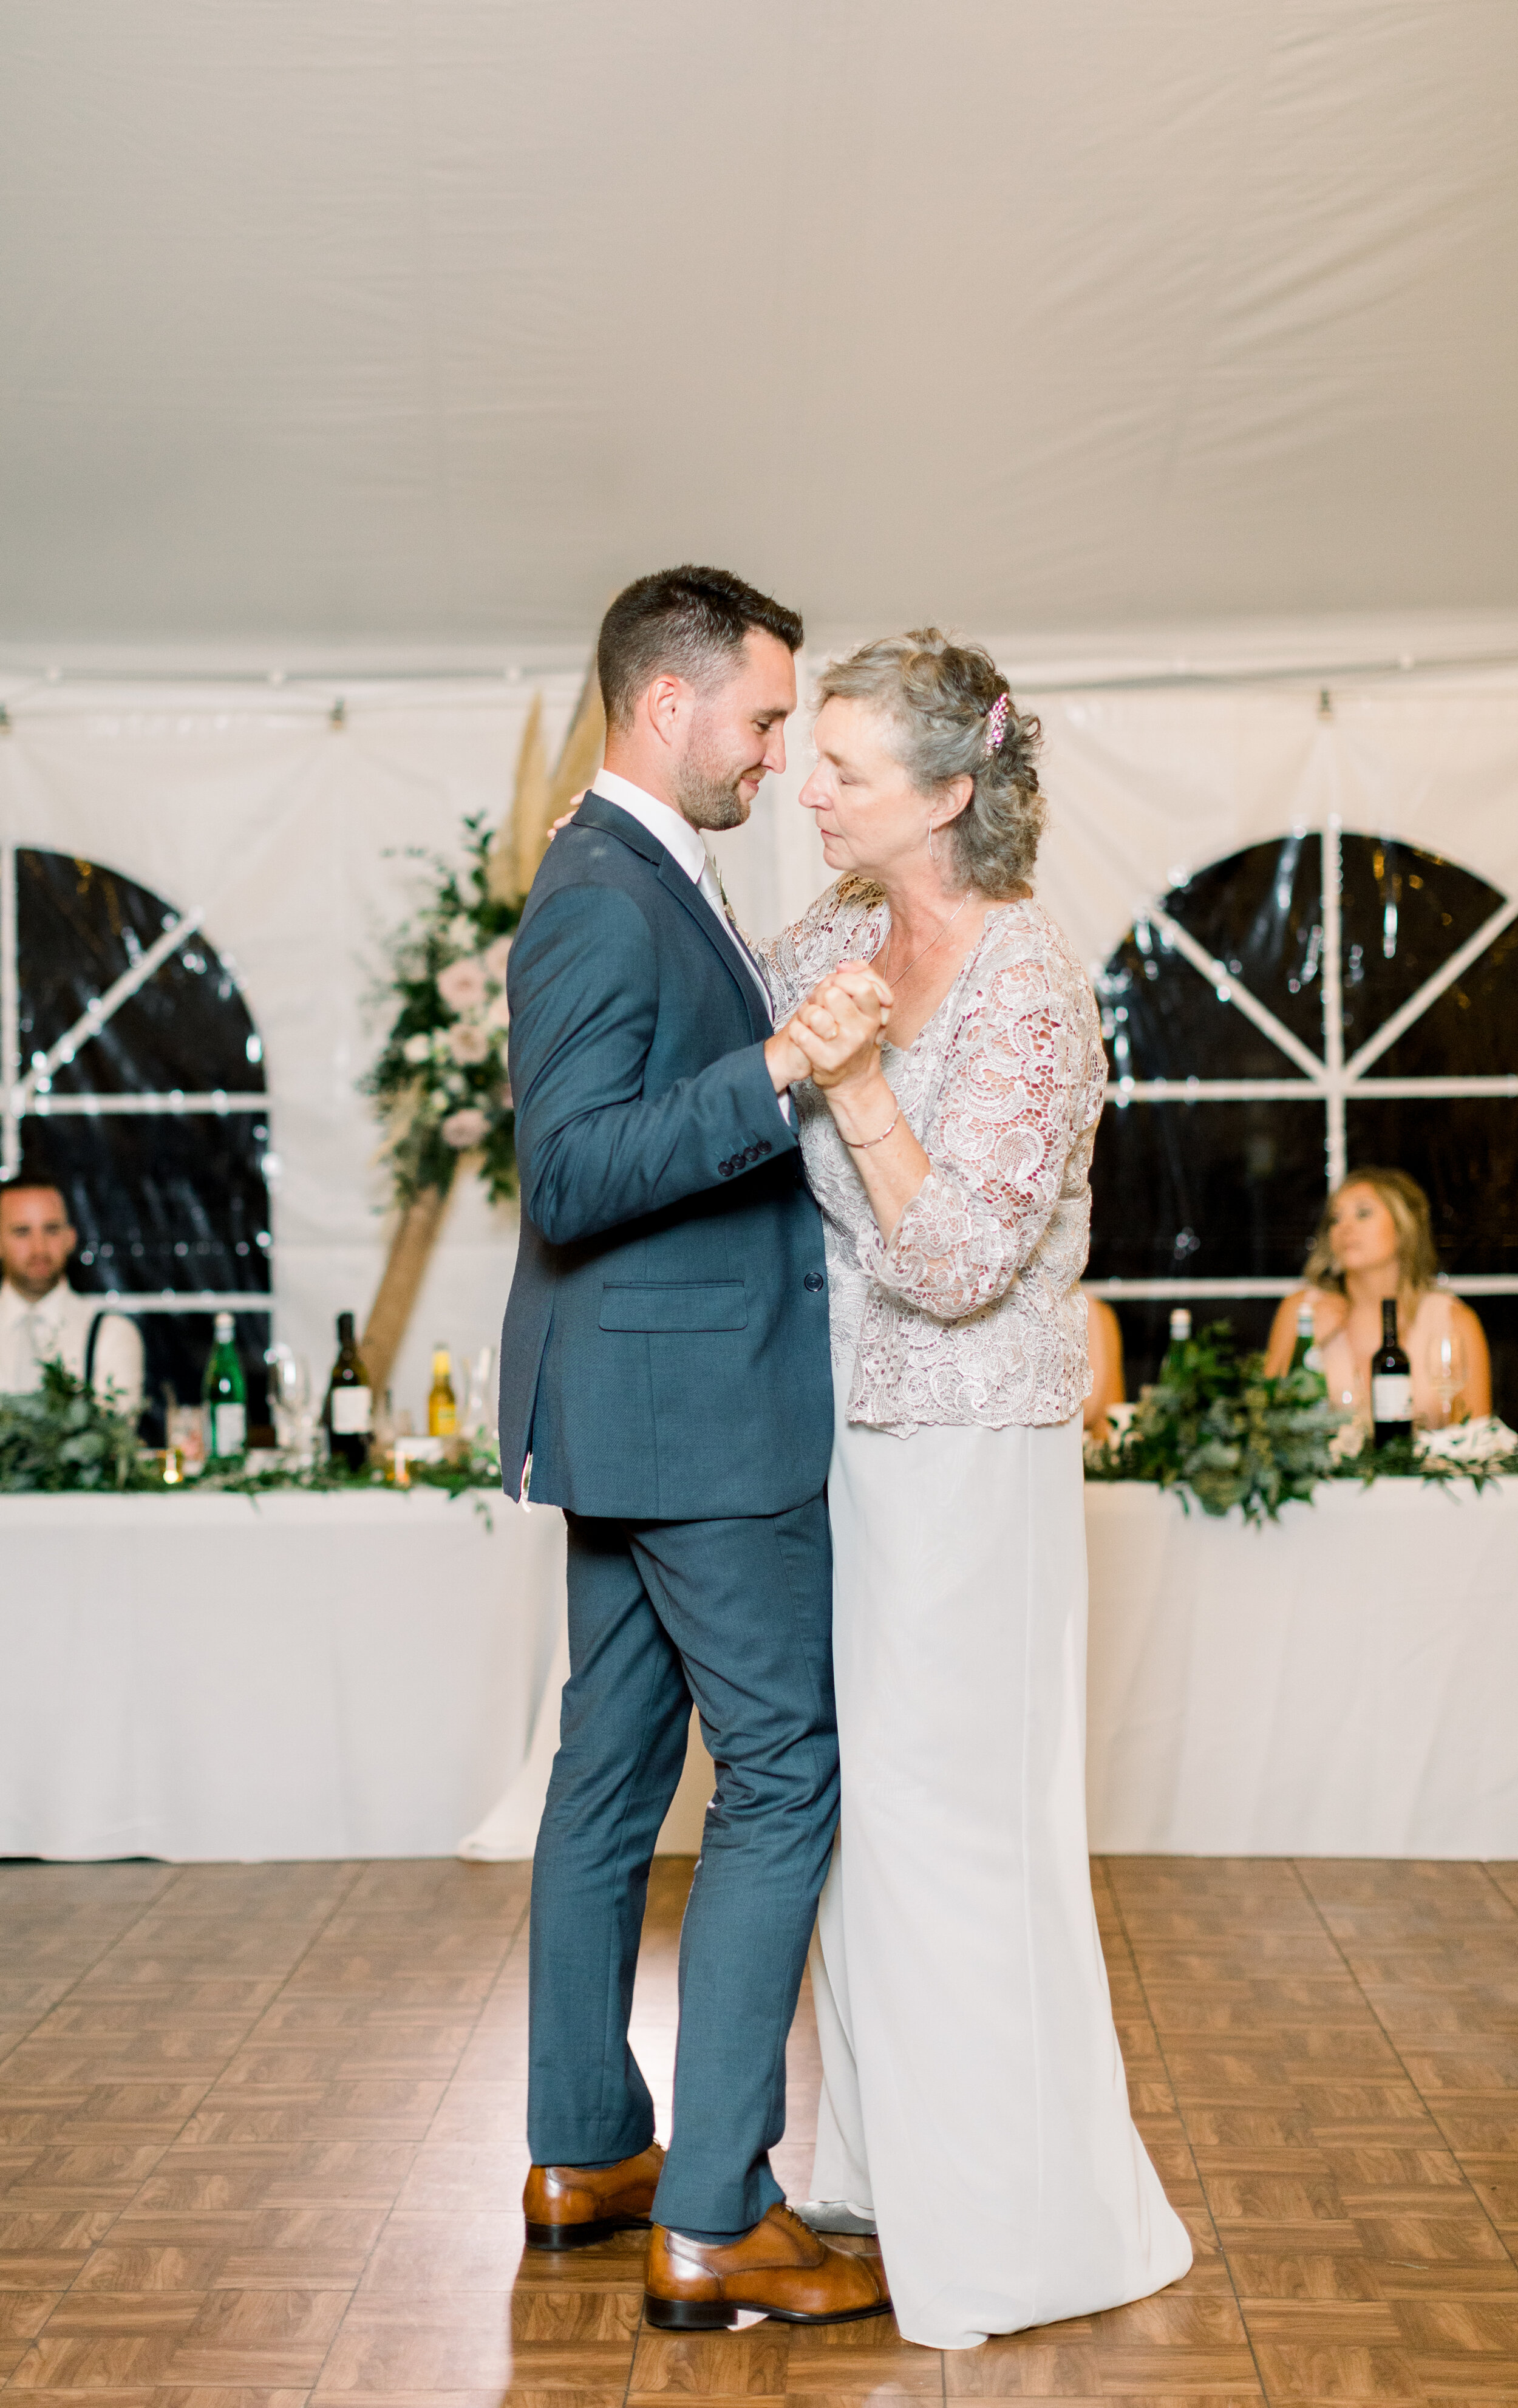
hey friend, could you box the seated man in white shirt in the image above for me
[0,1176,145,1417]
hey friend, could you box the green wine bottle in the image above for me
[1289,1300,1316,1370]
[203,1312,247,1460]
[1161,1305,1191,1378]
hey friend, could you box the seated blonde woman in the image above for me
[1081,1293,1126,1440]
[1265,1166,1490,1430]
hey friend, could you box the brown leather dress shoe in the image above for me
[523,2142,665,2250]
[644,2202,891,2330]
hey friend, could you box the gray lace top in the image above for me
[757,878,1106,1437]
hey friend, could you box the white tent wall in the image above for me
[0,665,827,1419]
[4,625,1517,1423]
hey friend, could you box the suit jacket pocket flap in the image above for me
[599,1281,748,1333]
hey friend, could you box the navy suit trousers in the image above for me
[527,1495,838,2239]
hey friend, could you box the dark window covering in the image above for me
[15,849,271,1441]
[1089,835,1518,1418]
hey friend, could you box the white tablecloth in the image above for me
[1,1489,568,1862]
[10,1478,1514,1864]
[1085,1477,1518,1857]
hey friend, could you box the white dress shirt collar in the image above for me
[584,770,791,1122]
[591,771,709,887]
[0,1276,70,1336]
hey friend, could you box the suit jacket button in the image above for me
[758,1139,772,1156]
[718,1158,732,1177]
[804,1271,825,1293]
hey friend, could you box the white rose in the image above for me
[402,1032,432,1066]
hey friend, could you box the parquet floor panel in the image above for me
[4,1855,1518,2404]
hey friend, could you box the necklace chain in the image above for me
[878,891,972,990]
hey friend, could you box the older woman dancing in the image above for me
[769,631,1192,2350]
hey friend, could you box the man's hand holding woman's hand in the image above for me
[791,965,893,1090]
[766,964,893,1100]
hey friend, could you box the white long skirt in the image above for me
[810,1410,1193,2350]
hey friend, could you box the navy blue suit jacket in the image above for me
[497,792,834,1521]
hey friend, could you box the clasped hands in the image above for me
[766,964,894,1097]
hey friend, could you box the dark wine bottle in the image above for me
[324,1311,372,1472]
[1370,1296,1413,1449]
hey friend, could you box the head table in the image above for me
[4,1476,1515,1862]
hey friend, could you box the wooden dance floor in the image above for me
[3,1855,1518,2404]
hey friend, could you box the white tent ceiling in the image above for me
[4,0,1517,658]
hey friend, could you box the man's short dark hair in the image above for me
[597,565,803,733]
[2,1165,69,1214]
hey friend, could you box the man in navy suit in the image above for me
[502,568,888,2330]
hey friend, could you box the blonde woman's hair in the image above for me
[814,628,1046,898]
[1303,1166,1441,1296]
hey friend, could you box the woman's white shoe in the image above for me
[791,2199,877,2237]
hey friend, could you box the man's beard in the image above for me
[669,742,758,831]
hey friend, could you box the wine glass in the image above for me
[265,1344,311,1455]
[463,1344,496,1441]
[1424,1328,1466,1429]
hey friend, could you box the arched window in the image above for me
[1088,825,1518,1412]
[2,846,271,1437]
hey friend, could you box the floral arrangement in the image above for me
[1084,1321,1343,1523]
[364,814,522,1208]
[0,1359,157,1492]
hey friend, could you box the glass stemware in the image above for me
[463,1344,496,1441]
[265,1344,312,1457]
[1424,1328,1466,1429]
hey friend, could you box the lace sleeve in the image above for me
[751,880,885,1018]
[858,946,1105,1323]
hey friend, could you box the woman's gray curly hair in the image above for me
[814,628,1046,897]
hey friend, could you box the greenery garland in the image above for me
[1084,1321,1341,1523]
[1084,1318,1518,1521]
[0,1359,500,1508]
[363,814,523,1209]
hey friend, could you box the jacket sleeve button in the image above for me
[804,1270,825,1293]
[718,1158,732,1177]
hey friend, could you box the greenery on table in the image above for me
[205,1446,502,1502]
[1085,1318,1518,1520]
[363,813,522,1210]
[0,1359,156,1492]
[0,1359,502,1509]
[1329,1430,1518,1495]
[1084,1321,1344,1524]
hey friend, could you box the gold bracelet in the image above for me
[842,1105,900,1150]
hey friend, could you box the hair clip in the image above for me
[984,693,1011,755]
